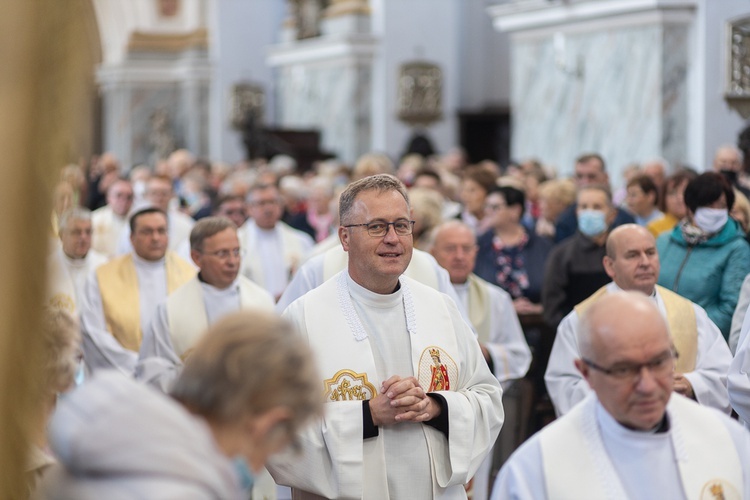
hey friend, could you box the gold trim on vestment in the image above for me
[574,285,697,373]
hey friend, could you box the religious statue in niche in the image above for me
[725,17,750,118]
[149,108,176,163]
[289,0,329,39]
[396,62,443,127]
[158,0,180,17]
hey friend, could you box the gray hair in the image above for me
[58,207,92,232]
[339,174,409,225]
[189,216,237,252]
[170,311,322,433]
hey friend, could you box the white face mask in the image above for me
[693,207,728,234]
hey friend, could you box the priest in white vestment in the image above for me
[493,291,750,500]
[239,183,314,300]
[545,225,732,415]
[270,175,504,499]
[80,208,195,375]
[91,178,133,259]
[137,216,274,392]
[430,220,532,500]
[53,208,107,307]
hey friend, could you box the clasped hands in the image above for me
[369,375,441,427]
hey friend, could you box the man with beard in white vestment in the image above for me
[545,224,732,416]
[270,174,504,499]
[492,291,750,500]
[137,216,274,392]
[80,208,195,375]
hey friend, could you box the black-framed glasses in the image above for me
[343,219,415,237]
[582,349,678,382]
[199,248,245,260]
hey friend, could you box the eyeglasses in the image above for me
[485,203,507,211]
[343,219,415,237]
[582,349,678,382]
[200,248,245,260]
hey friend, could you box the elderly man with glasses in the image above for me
[492,291,749,499]
[270,174,504,499]
[137,216,274,392]
[545,224,732,416]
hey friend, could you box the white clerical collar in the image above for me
[595,399,670,438]
[608,282,658,300]
[452,281,469,292]
[61,250,87,268]
[132,252,165,268]
[339,271,417,341]
[198,274,240,296]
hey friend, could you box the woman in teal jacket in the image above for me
[657,172,750,340]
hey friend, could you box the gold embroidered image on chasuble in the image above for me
[324,369,378,401]
[418,346,458,392]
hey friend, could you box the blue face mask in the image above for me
[232,456,255,493]
[74,359,86,387]
[578,209,608,237]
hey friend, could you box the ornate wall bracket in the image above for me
[396,61,443,127]
[725,17,750,119]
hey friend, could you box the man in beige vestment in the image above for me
[545,224,732,415]
[137,216,274,392]
[80,208,194,375]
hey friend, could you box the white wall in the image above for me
[370,0,462,158]
[208,0,284,163]
[689,0,749,170]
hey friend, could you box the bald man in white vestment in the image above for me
[493,291,750,500]
[270,175,504,499]
[545,224,732,415]
[430,220,531,500]
[240,183,314,301]
[80,208,195,375]
[137,217,274,391]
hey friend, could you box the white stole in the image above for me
[540,394,743,500]
[167,276,272,358]
[302,272,461,499]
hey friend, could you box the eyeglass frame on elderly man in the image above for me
[343,218,416,237]
[581,348,679,382]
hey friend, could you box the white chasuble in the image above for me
[273,271,503,500]
[540,394,743,500]
[167,276,275,359]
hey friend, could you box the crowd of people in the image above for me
[33,143,750,499]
